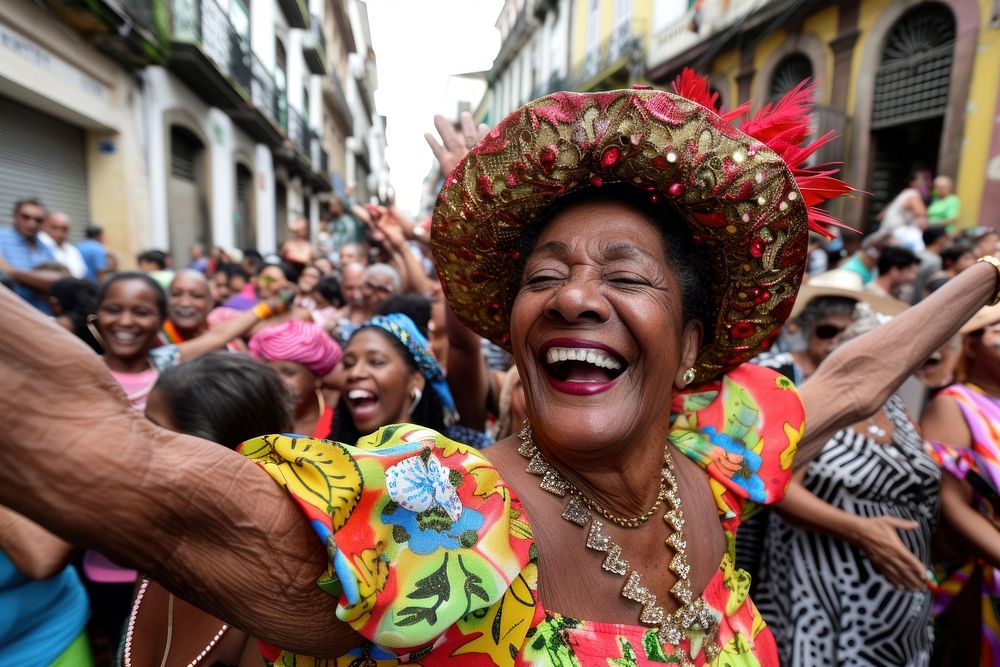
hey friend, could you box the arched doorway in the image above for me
[235,163,256,250]
[168,125,210,268]
[769,53,813,101]
[867,3,955,227]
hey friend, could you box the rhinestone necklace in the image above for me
[518,423,720,664]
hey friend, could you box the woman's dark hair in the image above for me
[95,271,168,321]
[48,277,101,353]
[940,237,975,270]
[330,327,446,443]
[315,274,343,307]
[877,246,919,275]
[277,260,301,284]
[796,296,857,332]
[515,183,714,341]
[136,249,168,270]
[220,262,250,283]
[377,294,432,336]
[241,249,264,276]
[152,352,293,447]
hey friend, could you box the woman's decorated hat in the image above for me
[432,70,852,382]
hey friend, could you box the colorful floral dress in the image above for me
[241,364,803,665]
[927,384,1000,665]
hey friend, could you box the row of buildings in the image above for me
[0,0,388,268]
[476,0,1000,231]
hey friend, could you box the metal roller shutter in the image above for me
[0,96,90,240]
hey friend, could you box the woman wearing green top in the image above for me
[928,175,960,231]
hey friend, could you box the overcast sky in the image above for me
[367,0,504,214]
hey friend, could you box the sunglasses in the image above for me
[18,212,44,223]
[813,323,846,340]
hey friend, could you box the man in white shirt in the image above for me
[38,212,87,279]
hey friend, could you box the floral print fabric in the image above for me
[927,384,1000,665]
[241,363,802,665]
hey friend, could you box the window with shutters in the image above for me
[170,126,203,181]
[873,3,955,129]
[768,53,813,102]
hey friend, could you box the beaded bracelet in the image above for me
[978,255,1000,306]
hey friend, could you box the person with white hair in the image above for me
[360,262,401,315]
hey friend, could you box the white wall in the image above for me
[251,0,277,70]
[254,143,276,252]
[207,107,235,250]
[141,67,270,254]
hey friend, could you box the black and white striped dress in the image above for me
[753,395,941,666]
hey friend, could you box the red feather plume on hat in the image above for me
[671,68,856,239]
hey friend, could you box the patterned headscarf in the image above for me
[359,313,457,425]
[249,319,343,377]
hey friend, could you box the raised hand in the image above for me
[424,111,490,179]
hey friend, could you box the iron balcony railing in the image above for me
[170,0,251,94]
[572,20,646,89]
[287,106,310,157]
[310,14,327,54]
[324,70,354,129]
[309,130,329,174]
[249,52,282,129]
[119,0,158,37]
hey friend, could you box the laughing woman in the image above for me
[92,272,291,410]
[0,76,997,665]
[334,313,493,449]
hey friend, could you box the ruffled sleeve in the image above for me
[668,363,803,530]
[240,424,533,656]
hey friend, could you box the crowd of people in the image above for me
[1,72,1000,667]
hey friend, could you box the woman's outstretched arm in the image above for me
[795,261,997,468]
[0,286,360,656]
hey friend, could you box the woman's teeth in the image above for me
[544,347,622,370]
[348,389,376,401]
[111,331,138,342]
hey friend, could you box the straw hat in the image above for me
[790,269,909,320]
[432,70,854,382]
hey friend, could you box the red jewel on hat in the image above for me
[477,174,495,199]
[750,237,765,258]
[669,183,684,197]
[731,321,757,338]
[601,146,621,168]
[590,175,604,187]
[750,288,771,305]
[510,250,521,261]
[507,174,518,187]
[539,145,558,171]
[651,156,669,170]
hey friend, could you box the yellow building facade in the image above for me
[647,0,1000,230]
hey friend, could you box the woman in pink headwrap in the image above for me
[249,319,343,438]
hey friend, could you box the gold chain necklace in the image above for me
[518,422,720,664]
